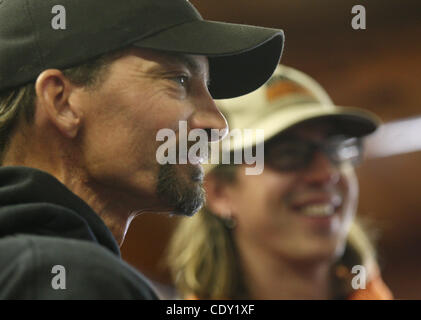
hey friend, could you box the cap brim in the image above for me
[132,20,284,99]
[296,109,380,137]
[227,104,381,151]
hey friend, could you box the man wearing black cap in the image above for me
[0,0,284,299]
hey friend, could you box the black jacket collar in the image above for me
[0,166,120,256]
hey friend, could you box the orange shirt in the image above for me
[186,275,393,300]
[347,274,393,300]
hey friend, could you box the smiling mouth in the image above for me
[290,194,343,218]
[298,203,336,217]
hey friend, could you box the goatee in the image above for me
[157,164,204,216]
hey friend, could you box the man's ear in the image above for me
[35,69,81,138]
[204,172,236,219]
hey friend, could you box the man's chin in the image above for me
[157,163,205,217]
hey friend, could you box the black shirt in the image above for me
[0,166,158,299]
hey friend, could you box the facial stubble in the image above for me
[157,163,205,217]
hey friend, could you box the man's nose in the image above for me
[189,97,229,143]
[302,151,341,186]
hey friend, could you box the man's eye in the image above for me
[172,75,189,87]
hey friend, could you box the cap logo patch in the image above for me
[266,76,316,102]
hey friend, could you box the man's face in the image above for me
[74,48,227,216]
[227,121,359,262]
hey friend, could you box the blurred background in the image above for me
[121,0,421,299]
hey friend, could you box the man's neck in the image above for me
[4,149,137,246]
[2,128,167,246]
[64,176,136,246]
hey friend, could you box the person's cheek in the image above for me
[231,174,266,231]
[257,171,295,227]
[270,170,299,212]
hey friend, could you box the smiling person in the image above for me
[168,65,393,300]
[0,0,284,299]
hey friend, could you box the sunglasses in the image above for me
[265,135,363,171]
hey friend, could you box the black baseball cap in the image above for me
[0,0,284,99]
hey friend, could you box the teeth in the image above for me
[300,204,334,217]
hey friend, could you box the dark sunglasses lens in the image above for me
[266,142,314,170]
[266,137,363,171]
